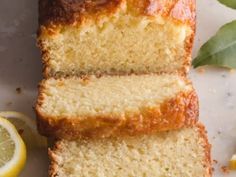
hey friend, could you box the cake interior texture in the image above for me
[39,0,194,77]
[49,125,211,177]
[37,74,192,119]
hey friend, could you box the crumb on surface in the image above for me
[18,129,24,136]
[229,69,235,73]
[16,87,22,94]
[196,67,205,74]
[221,166,229,174]
[213,160,218,164]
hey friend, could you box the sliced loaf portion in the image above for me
[36,74,198,139]
[38,0,196,77]
[49,124,211,177]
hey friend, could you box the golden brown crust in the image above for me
[196,123,212,177]
[39,0,123,28]
[48,123,212,177]
[35,81,199,139]
[38,0,196,78]
[48,144,61,177]
[39,0,195,28]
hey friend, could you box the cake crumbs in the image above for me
[17,129,24,136]
[221,166,229,174]
[16,87,22,94]
[213,159,218,164]
[196,67,205,74]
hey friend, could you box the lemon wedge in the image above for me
[0,111,47,149]
[0,116,26,177]
[229,154,236,170]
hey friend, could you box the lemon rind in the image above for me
[0,117,26,177]
[0,111,36,132]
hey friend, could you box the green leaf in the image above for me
[192,20,236,69]
[218,0,236,9]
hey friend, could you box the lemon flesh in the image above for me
[0,117,26,177]
[230,154,236,170]
[0,111,47,149]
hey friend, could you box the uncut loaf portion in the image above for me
[36,74,198,139]
[49,124,212,177]
[38,0,196,78]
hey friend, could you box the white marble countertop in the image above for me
[0,0,236,176]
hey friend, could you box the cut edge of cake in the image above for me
[35,74,199,139]
[38,0,196,78]
[48,123,212,177]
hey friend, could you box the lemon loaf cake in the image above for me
[38,0,196,77]
[36,74,198,139]
[49,124,211,177]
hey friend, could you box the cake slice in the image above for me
[36,74,198,139]
[49,124,211,177]
[38,0,196,77]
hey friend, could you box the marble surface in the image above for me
[0,0,236,176]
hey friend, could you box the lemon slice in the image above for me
[0,111,47,149]
[229,154,236,170]
[0,116,26,177]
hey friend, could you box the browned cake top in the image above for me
[39,0,196,27]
